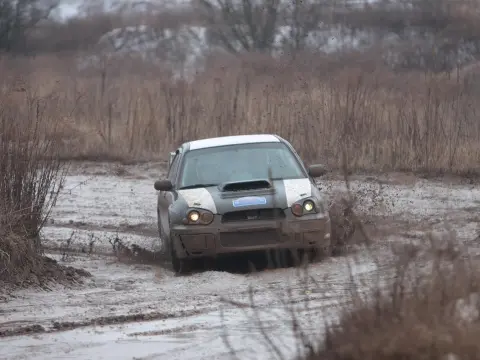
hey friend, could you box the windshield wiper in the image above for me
[178,183,218,190]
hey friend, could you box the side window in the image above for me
[167,153,180,183]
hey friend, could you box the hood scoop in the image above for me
[219,179,272,192]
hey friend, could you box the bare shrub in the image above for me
[305,233,480,360]
[0,86,68,284]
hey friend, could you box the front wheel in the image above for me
[159,222,170,256]
[170,244,193,275]
[158,209,172,257]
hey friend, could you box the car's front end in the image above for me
[168,178,331,259]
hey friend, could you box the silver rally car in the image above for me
[154,134,331,274]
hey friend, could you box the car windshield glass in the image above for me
[178,142,306,188]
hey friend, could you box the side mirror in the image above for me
[308,164,327,178]
[154,179,173,191]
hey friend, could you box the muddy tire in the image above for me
[159,224,170,256]
[170,245,192,275]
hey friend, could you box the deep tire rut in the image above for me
[0,308,209,338]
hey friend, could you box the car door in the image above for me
[158,150,181,236]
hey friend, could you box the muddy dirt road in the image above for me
[1,162,479,359]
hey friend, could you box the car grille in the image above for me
[222,208,285,223]
[220,230,282,247]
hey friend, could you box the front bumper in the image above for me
[170,212,331,259]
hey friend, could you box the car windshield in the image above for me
[178,142,306,188]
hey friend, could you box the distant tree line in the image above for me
[1,0,480,72]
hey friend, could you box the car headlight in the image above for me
[184,209,214,225]
[188,211,200,222]
[303,200,315,212]
[291,197,324,217]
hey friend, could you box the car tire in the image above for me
[170,244,192,275]
[159,222,170,256]
[159,215,193,274]
[157,208,166,253]
[158,209,173,257]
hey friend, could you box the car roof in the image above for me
[185,134,281,151]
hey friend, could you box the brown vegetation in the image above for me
[2,53,480,175]
[307,232,480,360]
[0,86,89,289]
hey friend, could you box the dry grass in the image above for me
[306,233,480,360]
[2,54,480,175]
[0,86,75,286]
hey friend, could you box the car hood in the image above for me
[176,178,319,214]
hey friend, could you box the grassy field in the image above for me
[2,54,480,174]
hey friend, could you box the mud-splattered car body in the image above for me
[154,134,331,273]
